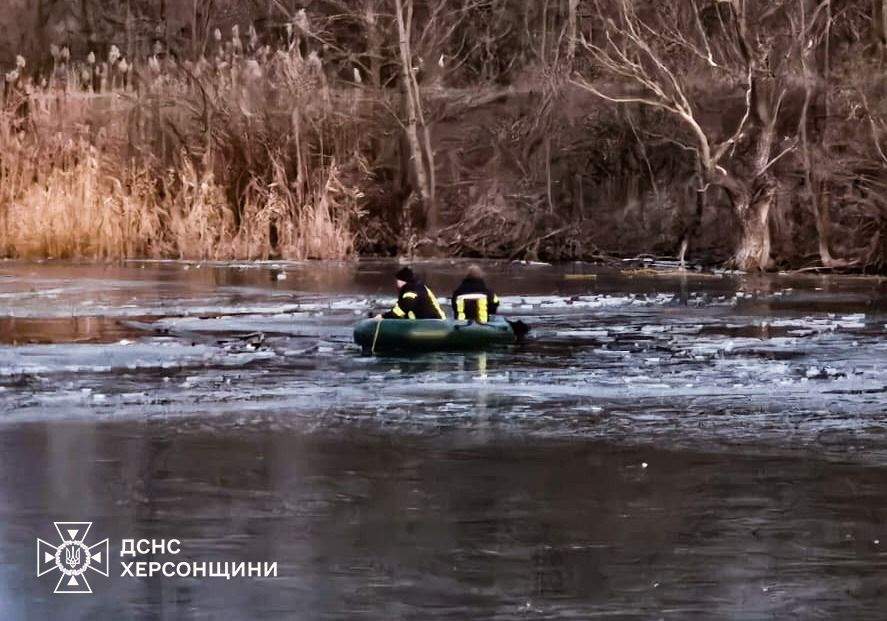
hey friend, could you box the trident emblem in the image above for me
[65,546,81,569]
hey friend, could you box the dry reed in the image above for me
[0,34,373,260]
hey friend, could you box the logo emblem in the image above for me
[37,522,109,594]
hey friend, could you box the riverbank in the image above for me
[1,19,884,271]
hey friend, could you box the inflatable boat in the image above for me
[353,317,527,353]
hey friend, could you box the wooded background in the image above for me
[0,0,885,271]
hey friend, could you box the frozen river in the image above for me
[0,259,885,618]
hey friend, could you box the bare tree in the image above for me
[792,0,854,268]
[391,0,491,236]
[573,0,806,271]
[394,0,437,233]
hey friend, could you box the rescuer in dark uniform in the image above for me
[380,266,447,320]
[451,265,500,323]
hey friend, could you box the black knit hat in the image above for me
[395,266,415,282]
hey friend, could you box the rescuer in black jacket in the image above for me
[380,266,447,320]
[451,265,500,323]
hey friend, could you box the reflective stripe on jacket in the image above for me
[451,277,499,323]
[383,281,446,320]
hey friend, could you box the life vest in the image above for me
[452,277,499,323]
[384,281,446,320]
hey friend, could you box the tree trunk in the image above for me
[678,158,707,267]
[566,0,579,63]
[540,0,549,63]
[883,0,887,58]
[799,93,839,267]
[394,0,436,234]
[733,180,775,271]
[814,189,839,266]
[874,0,887,57]
[364,0,382,88]
[417,89,438,232]
[731,68,780,271]
[798,0,843,267]
[125,0,132,60]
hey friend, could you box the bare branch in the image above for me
[570,78,678,113]
[758,139,797,177]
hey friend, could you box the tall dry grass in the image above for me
[0,36,375,260]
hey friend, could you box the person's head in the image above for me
[466,264,484,280]
[395,266,415,288]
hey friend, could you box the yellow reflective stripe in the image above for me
[493,294,500,304]
[426,287,446,319]
[395,290,417,319]
[456,293,490,322]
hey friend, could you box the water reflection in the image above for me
[3,420,887,618]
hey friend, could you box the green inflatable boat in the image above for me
[354,317,528,353]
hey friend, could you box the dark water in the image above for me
[0,260,886,619]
